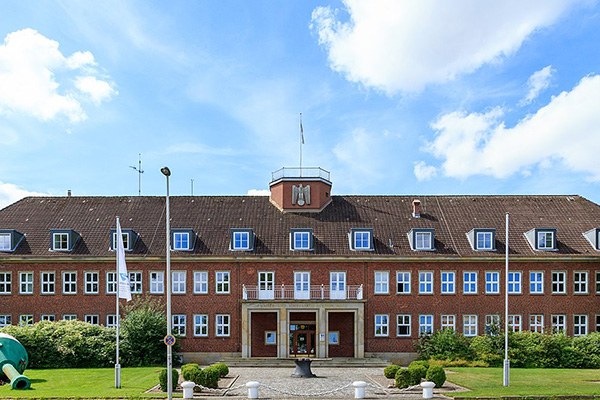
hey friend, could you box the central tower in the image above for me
[269,167,333,212]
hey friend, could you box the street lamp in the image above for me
[161,166,172,400]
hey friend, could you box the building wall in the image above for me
[328,311,354,357]
[250,312,277,357]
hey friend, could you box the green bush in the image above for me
[425,365,446,388]
[408,360,430,371]
[394,368,412,389]
[203,366,220,389]
[181,363,201,381]
[572,332,600,368]
[213,362,229,377]
[407,364,427,385]
[158,368,179,392]
[469,335,503,366]
[384,364,401,379]
[416,329,473,361]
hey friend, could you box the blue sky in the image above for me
[1,0,600,208]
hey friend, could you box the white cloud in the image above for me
[0,182,48,210]
[0,28,116,122]
[413,161,437,181]
[247,189,270,196]
[74,76,117,105]
[520,65,555,105]
[311,0,577,94]
[420,74,600,181]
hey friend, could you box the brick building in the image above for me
[1,167,599,363]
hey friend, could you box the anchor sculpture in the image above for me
[0,333,31,389]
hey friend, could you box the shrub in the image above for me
[416,329,473,361]
[203,366,220,389]
[408,360,430,371]
[213,362,229,377]
[407,364,427,385]
[181,363,201,381]
[159,368,179,392]
[425,365,446,388]
[572,332,600,368]
[394,368,412,389]
[469,335,503,367]
[384,364,401,379]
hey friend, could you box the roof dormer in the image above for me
[583,228,600,251]
[110,228,139,251]
[50,229,80,252]
[408,228,435,251]
[466,228,496,251]
[524,228,557,251]
[0,229,25,253]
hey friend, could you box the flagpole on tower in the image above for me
[115,216,131,389]
[299,113,304,176]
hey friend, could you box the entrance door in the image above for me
[294,272,310,299]
[289,330,316,356]
[330,272,346,300]
[258,272,274,300]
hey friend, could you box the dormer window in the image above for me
[230,229,254,251]
[50,230,80,252]
[172,230,195,251]
[110,229,138,251]
[583,228,600,250]
[524,228,557,251]
[350,228,374,251]
[408,228,435,251]
[290,229,313,251]
[0,230,24,253]
[467,229,496,251]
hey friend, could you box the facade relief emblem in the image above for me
[292,184,311,206]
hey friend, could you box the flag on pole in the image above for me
[116,217,131,301]
[300,114,304,144]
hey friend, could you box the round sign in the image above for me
[164,334,176,346]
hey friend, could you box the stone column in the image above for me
[241,304,250,358]
[278,307,288,358]
[318,306,327,357]
[356,304,365,358]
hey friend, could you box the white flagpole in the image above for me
[503,212,510,386]
[115,216,131,388]
[115,216,121,389]
[299,113,304,176]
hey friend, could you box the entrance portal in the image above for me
[289,312,316,357]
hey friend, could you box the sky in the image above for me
[1,0,600,209]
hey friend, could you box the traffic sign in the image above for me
[164,334,176,346]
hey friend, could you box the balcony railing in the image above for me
[242,284,363,301]
[271,167,331,182]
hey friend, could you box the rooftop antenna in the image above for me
[191,179,194,196]
[299,113,304,176]
[129,153,144,196]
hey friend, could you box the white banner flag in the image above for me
[116,217,132,301]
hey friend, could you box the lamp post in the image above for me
[161,166,173,400]
[503,212,510,386]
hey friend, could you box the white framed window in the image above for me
[596,271,600,294]
[216,271,230,294]
[216,314,230,337]
[374,314,389,336]
[537,230,554,250]
[294,271,310,299]
[573,271,588,294]
[419,271,433,294]
[463,271,477,294]
[0,272,11,294]
[596,315,600,333]
[106,272,117,294]
[52,232,69,251]
[508,272,521,294]
[292,230,311,250]
[84,314,99,325]
[41,314,55,322]
[19,272,33,294]
[440,271,455,294]
[150,271,164,294]
[508,315,522,332]
[574,314,588,336]
[396,272,411,294]
[0,233,11,251]
[485,315,500,335]
[129,271,142,294]
[172,271,186,294]
[173,231,190,250]
[194,271,208,294]
[106,314,117,328]
[41,272,55,294]
[19,314,33,326]
[194,314,208,337]
[476,231,494,250]
[441,314,456,331]
[84,271,99,294]
[112,232,130,251]
[63,314,77,321]
[463,315,478,337]
[415,231,432,250]
[396,314,411,337]
[329,272,346,299]
[0,315,11,327]
[232,231,250,250]
[552,314,566,333]
[374,271,389,294]
[485,271,500,294]
[419,314,433,336]
[530,271,544,294]
[529,314,544,333]
[172,314,186,336]
[552,271,566,294]
[353,230,372,250]
[62,271,77,294]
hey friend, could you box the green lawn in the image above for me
[447,367,600,398]
[0,367,171,398]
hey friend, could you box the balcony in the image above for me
[271,167,331,183]
[242,284,363,301]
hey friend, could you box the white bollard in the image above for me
[246,381,260,399]
[352,381,368,399]
[421,381,435,399]
[181,381,196,399]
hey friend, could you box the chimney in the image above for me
[412,199,421,218]
[67,190,72,197]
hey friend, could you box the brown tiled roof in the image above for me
[1,195,599,259]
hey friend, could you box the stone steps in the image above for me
[219,357,389,368]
